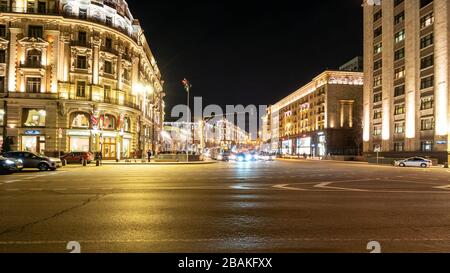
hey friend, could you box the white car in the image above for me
[395,157,432,168]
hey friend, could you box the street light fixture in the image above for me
[182,78,192,162]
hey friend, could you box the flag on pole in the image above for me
[182,78,192,92]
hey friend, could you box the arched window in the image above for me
[103,114,116,130]
[27,49,42,67]
[71,112,90,129]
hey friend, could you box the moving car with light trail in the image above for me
[4,152,63,171]
[394,157,432,168]
[0,156,23,175]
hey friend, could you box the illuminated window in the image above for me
[420,96,434,110]
[373,125,382,136]
[71,112,90,129]
[420,13,434,29]
[395,30,405,43]
[421,118,434,131]
[373,109,382,120]
[420,140,433,152]
[394,122,405,134]
[373,75,382,87]
[0,109,4,126]
[374,43,382,54]
[394,104,405,115]
[394,142,404,152]
[23,109,46,127]
[394,67,405,79]
[76,81,86,97]
[102,115,116,130]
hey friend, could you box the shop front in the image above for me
[21,130,46,155]
[296,137,311,156]
[67,130,92,152]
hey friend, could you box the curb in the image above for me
[101,161,218,166]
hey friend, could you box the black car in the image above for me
[3,152,62,171]
[0,156,24,174]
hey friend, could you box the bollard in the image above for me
[62,160,66,167]
[96,160,100,167]
[82,158,87,166]
[445,162,449,169]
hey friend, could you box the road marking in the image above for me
[314,182,369,192]
[434,185,450,191]
[272,184,306,191]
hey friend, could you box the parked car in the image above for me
[61,152,94,164]
[0,156,24,175]
[394,157,432,168]
[3,152,62,171]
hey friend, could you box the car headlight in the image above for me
[245,154,252,161]
[217,155,223,160]
[18,159,23,163]
[5,160,15,165]
[230,155,236,160]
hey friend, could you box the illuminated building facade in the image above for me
[162,119,251,153]
[0,0,165,159]
[363,0,450,163]
[263,70,364,156]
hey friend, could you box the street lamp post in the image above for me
[182,79,192,162]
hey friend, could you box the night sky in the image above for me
[127,0,364,121]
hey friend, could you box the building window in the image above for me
[38,1,47,14]
[394,67,405,80]
[23,109,46,127]
[420,55,434,70]
[420,75,434,90]
[79,8,87,19]
[26,77,41,93]
[373,75,382,87]
[395,30,405,43]
[104,85,112,100]
[373,126,382,136]
[78,31,87,45]
[373,92,382,103]
[106,16,113,27]
[0,25,5,37]
[394,0,404,7]
[421,118,434,131]
[26,49,42,67]
[420,0,433,8]
[394,104,405,115]
[420,96,434,110]
[124,117,131,132]
[395,122,405,134]
[394,85,405,97]
[76,81,86,97]
[0,76,4,93]
[76,55,87,69]
[421,141,433,152]
[0,108,4,126]
[374,10,382,21]
[374,59,382,70]
[374,43,382,54]
[104,61,113,74]
[420,13,434,30]
[394,142,404,152]
[394,11,405,25]
[28,25,43,38]
[420,33,434,49]
[105,37,113,50]
[374,27,382,38]
[71,112,90,129]
[373,109,382,120]
[123,68,130,81]
[0,49,5,63]
[102,115,116,130]
[394,48,405,61]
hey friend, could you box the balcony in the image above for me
[19,62,45,69]
[7,91,58,100]
[101,46,119,56]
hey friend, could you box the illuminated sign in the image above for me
[24,130,41,135]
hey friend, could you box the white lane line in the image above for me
[434,185,450,191]
[4,180,22,184]
[272,184,307,191]
[314,182,369,192]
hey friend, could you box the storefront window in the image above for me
[71,112,90,129]
[297,137,311,156]
[21,136,45,155]
[70,136,90,152]
[23,109,46,127]
[102,115,116,130]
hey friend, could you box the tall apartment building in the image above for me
[0,0,165,160]
[262,70,364,156]
[363,0,450,163]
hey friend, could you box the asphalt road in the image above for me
[1,159,450,253]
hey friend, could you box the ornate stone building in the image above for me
[0,0,165,160]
